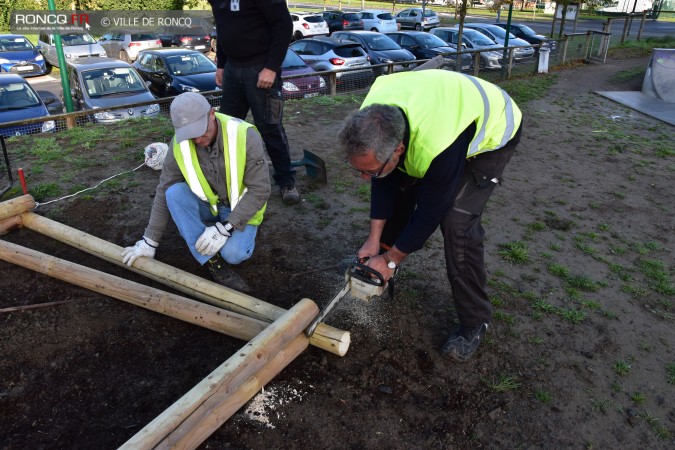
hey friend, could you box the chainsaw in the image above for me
[305,258,395,337]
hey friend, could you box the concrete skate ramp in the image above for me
[642,48,675,102]
[596,48,675,126]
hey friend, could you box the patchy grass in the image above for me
[498,240,531,264]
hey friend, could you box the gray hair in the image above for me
[338,104,405,163]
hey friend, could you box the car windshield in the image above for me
[416,34,448,49]
[0,82,41,110]
[166,53,216,75]
[0,37,34,52]
[82,67,146,97]
[377,13,394,20]
[131,33,159,41]
[464,29,496,46]
[343,13,362,20]
[61,33,96,46]
[303,16,324,23]
[363,34,400,51]
[282,49,308,69]
[423,11,437,17]
[482,26,515,40]
[514,24,536,36]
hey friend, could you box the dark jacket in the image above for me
[209,0,292,73]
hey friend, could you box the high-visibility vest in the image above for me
[173,113,266,225]
[361,70,522,178]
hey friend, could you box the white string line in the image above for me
[35,162,147,208]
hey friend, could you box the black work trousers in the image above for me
[219,62,296,188]
[380,134,519,328]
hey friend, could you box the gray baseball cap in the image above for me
[170,92,212,142]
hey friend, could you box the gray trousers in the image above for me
[381,131,520,328]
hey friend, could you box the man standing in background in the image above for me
[209,0,300,204]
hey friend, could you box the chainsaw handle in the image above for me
[348,262,385,286]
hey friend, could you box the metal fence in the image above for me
[0,36,600,144]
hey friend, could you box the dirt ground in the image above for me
[1,53,674,449]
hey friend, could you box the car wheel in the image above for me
[44,62,52,75]
[371,28,379,32]
[293,31,304,41]
[119,50,130,63]
[415,23,422,31]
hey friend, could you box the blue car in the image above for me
[0,74,55,138]
[0,34,49,77]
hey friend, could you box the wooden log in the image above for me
[0,194,35,220]
[0,214,22,236]
[19,212,350,356]
[120,299,316,450]
[0,240,269,341]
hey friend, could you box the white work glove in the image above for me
[121,237,158,267]
[195,222,231,256]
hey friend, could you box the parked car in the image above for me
[0,35,49,77]
[358,10,399,33]
[133,49,218,98]
[431,27,503,70]
[492,22,557,53]
[281,48,327,99]
[37,31,107,68]
[0,74,55,138]
[395,8,440,31]
[331,31,415,75]
[289,37,373,88]
[386,31,472,71]
[156,26,211,53]
[291,12,330,41]
[98,32,162,62]
[463,23,535,60]
[63,57,159,124]
[320,11,364,34]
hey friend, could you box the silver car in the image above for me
[63,57,159,124]
[37,31,107,68]
[431,27,503,70]
[395,8,440,31]
[463,23,535,61]
[289,37,373,88]
[98,32,162,62]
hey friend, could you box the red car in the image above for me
[280,49,327,100]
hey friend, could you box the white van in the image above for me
[37,31,107,68]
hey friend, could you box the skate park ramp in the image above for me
[596,48,675,126]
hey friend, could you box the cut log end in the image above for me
[0,215,23,235]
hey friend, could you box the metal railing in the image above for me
[0,37,602,140]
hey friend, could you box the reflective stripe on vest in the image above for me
[178,139,217,214]
[461,74,517,157]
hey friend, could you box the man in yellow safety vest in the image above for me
[339,69,523,361]
[121,92,271,291]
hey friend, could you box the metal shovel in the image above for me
[291,149,327,185]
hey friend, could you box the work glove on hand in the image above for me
[121,237,158,267]
[195,222,231,257]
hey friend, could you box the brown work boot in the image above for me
[281,185,300,205]
[206,254,250,293]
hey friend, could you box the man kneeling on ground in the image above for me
[121,92,270,291]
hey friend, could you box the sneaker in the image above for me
[207,255,250,293]
[281,185,300,205]
[441,323,488,362]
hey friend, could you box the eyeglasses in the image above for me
[345,152,393,178]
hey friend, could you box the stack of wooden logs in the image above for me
[0,194,351,448]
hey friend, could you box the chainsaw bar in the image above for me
[305,261,391,337]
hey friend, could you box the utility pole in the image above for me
[47,0,74,113]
